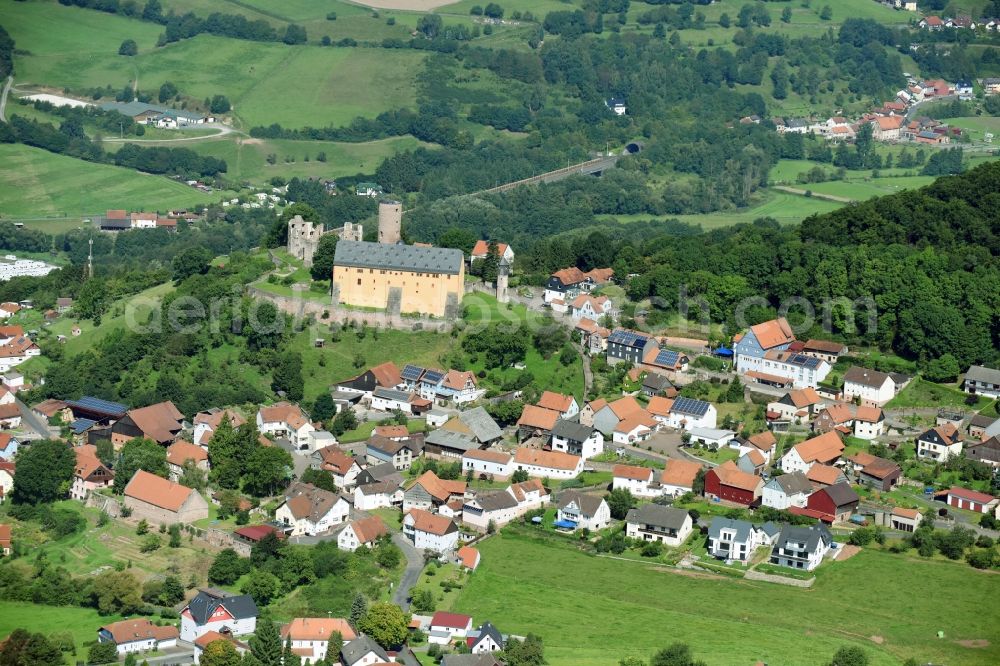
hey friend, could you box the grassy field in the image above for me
[4,1,427,129]
[453,531,1000,666]
[0,601,120,661]
[947,116,1000,142]
[887,378,993,411]
[0,144,221,221]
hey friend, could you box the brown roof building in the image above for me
[111,401,184,448]
[123,469,208,525]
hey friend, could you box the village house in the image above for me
[570,294,616,323]
[612,412,659,446]
[429,611,474,645]
[466,622,506,654]
[737,450,767,476]
[31,398,71,422]
[516,404,561,441]
[437,370,482,405]
[625,504,692,547]
[707,517,779,563]
[165,441,209,482]
[231,525,285,557]
[766,387,826,429]
[316,447,363,488]
[0,461,14,500]
[847,452,901,491]
[423,430,479,461]
[642,373,676,398]
[256,402,315,450]
[337,515,389,552]
[462,490,520,532]
[780,431,845,473]
[733,318,795,374]
[370,388,429,415]
[180,589,258,643]
[275,482,350,536]
[842,367,908,407]
[663,396,717,431]
[97,618,179,656]
[703,461,763,506]
[807,482,860,522]
[687,427,736,450]
[593,396,645,436]
[660,459,702,497]
[280,618,356,665]
[543,266,614,305]
[576,318,611,355]
[769,525,832,571]
[512,448,583,479]
[508,478,550,512]
[0,432,19,462]
[437,407,504,447]
[192,409,246,447]
[550,419,603,460]
[916,424,964,462]
[613,464,657,498]
[739,431,778,465]
[966,436,1000,468]
[353,480,403,511]
[963,365,1000,399]
[556,490,611,531]
[341,636,389,666]
[366,434,422,471]
[457,545,481,571]
[337,361,404,400]
[946,487,998,514]
[123,470,208,525]
[71,448,113,500]
[807,463,847,490]
[463,448,513,479]
[0,523,10,555]
[606,329,658,366]
[0,334,41,373]
[110,401,185,448]
[642,348,690,378]
[403,508,460,553]
[403,471,467,512]
[470,240,514,264]
[749,350,830,389]
[761,472,813,510]
[968,414,999,440]
[0,302,20,318]
[871,115,905,141]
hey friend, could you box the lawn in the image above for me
[4,1,427,129]
[947,116,1000,142]
[0,144,222,220]
[0,601,120,662]
[452,531,1000,666]
[887,378,992,411]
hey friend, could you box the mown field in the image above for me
[453,530,1000,666]
[0,601,119,663]
[0,144,222,221]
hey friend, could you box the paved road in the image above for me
[16,398,56,440]
[0,76,12,123]
[391,532,424,610]
[581,349,593,394]
[772,185,856,204]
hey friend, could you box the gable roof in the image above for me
[127,401,184,443]
[517,404,560,431]
[282,617,356,642]
[282,482,345,522]
[843,366,892,388]
[646,396,674,417]
[443,370,477,391]
[821,403,854,425]
[100,618,178,645]
[194,408,245,430]
[771,471,813,496]
[443,407,502,443]
[819,482,860,508]
[807,463,845,486]
[707,517,756,542]
[614,412,657,434]
[509,478,547,501]
[921,423,963,446]
[948,486,996,504]
[318,447,359,475]
[784,388,822,408]
[747,431,777,451]
[431,611,473,630]
[335,240,464,275]
[551,418,595,442]
[185,590,258,625]
[625,503,689,530]
[660,459,701,488]
[709,460,761,492]
[775,524,832,552]
[74,449,111,481]
[471,240,510,257]
[409,471,466,502]
[613,464,653,482]
[607,396,644,419]
[405,508,458,536]
[124,470,195,511]
[791,432,845,465]
[341,635,390,666]
[258,402,306,426]
[370,361,403,388]
[348,516,388,544]
[513,448,581,471]
[537,391,574,413]
[463,448,512,465]
[557,489,606,516]
[748,318,794,350]
[457,545,480,570]
[166,441,207,467]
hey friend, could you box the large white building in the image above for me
[0,256,57,281]
[180,591,258,643]
[403,508,460,554]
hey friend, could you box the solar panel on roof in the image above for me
[67,396,128,416]
[401,365,424,381]
[70,418,97,434]
[672,396,710,417]
[655,350,680,367]
[788,353,820,369]
[610,330,647,346]
[422,370,444,384]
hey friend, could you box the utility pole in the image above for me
[87,238,93,279]
[119,121,123,139]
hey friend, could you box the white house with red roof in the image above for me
[403,508,460,553]
[257,402,315,450]
[570,294,616,323]
[429,611,474,645]
[0,460,14,500]
[612,464,658,498]
[470,240,514,264]
[281,618,356,664]
[180,589,258,643]
[733,318,795,373]
[97,618,178,656]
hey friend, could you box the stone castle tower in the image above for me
[287,215,323,266]
[378,200,402,245]
[497,256,510,304]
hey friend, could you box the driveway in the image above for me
[391,532,424,610]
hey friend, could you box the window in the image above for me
[357,279,362,286]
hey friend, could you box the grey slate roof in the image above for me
[470,622,505,650]
[185,590,258,625]
[472,491,518,512]
[373,387,413,402]
[843,366,891,388]
[626,504,690,531]
[458,407,503,443]
[425,429,480,453]
[442,655,502,666]
[334,240,464,275]
[774,524,832,552]
[760,521,781,538]
[557,489,606,517]
[642,373,673,392]
[970,414,999,429]
[770,471,813,496]
[342,635,390,666]
[551,418,596,442]
[965,365,1000,385]
[707,517,756,542]
[822,482,860,508]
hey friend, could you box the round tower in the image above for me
[377,200,402,245]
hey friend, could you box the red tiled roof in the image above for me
[348,515,388,544]
[807,463,844,486]
[282,618,357,642]
[370,361,403,388]
[537,391,574,413]
[405,508,457,536]
[463,448,512,464]
[431,611,472,630]
[513,448,581,471]
[792,432,845,465]
[471,240,510,257]
[101,618,178,645]
[457,545,480,570]
[614,464,653,481]
[948,487,996,504]
[166,441,207,467]
[374,425,408,439]
[123,470,195,511]
[709,460,761,492]
[517,404,560,431]
[749,318,794,350]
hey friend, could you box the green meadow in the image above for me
[453,530,1000,666]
